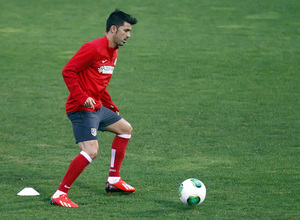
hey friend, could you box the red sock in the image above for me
[58,151,92,194]
[109,135,130,177]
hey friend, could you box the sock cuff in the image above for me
[52,190,66,199]
[80,151,93,163]
[108,177,121,184]
[117,134,131,139]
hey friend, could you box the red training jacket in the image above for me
[62,35,119,113]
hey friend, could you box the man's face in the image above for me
[113,22,132,46]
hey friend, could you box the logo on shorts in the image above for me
[91,128,97,137]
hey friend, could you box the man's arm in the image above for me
[62,43,97,106]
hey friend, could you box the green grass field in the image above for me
[1,0,299,219]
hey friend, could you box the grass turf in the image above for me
[0,0,299,219]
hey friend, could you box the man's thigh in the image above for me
[98,106,122,132]
[67,108,122,143]
[67,111,100,143]
[105,118,132,135]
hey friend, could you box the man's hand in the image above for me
[84,97,96,110]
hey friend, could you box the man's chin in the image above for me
[119,41,127,46]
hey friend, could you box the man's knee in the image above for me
[105,118,133,135]
[127,123,133,135]
[79,140,99,159]
[88,147,99,159]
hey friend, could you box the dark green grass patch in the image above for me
[1,0,299,219]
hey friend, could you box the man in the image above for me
[51,9,138,208]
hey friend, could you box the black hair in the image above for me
[106,9,138,32]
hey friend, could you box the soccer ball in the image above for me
[178,178,206,205]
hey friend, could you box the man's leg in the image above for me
[51,140,98,207]
[105,119,135,193]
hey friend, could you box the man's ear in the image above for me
[110,25,117,34]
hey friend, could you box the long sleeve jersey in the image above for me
[62,35,119,113]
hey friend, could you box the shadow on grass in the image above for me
[128,199,200,218]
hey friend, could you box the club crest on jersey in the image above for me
[98,66,114,74]
[91,128,97,137]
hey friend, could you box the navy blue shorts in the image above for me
[67,106,122,143]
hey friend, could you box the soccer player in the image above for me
[50,9,138,208]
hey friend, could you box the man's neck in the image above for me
[105,33,117,48]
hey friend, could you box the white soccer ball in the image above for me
[179,178,206,205]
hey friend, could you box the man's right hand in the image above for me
[84,97,96,110]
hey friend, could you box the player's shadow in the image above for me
[128,199,197,218]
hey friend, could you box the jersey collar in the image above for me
[104,35,119,51]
